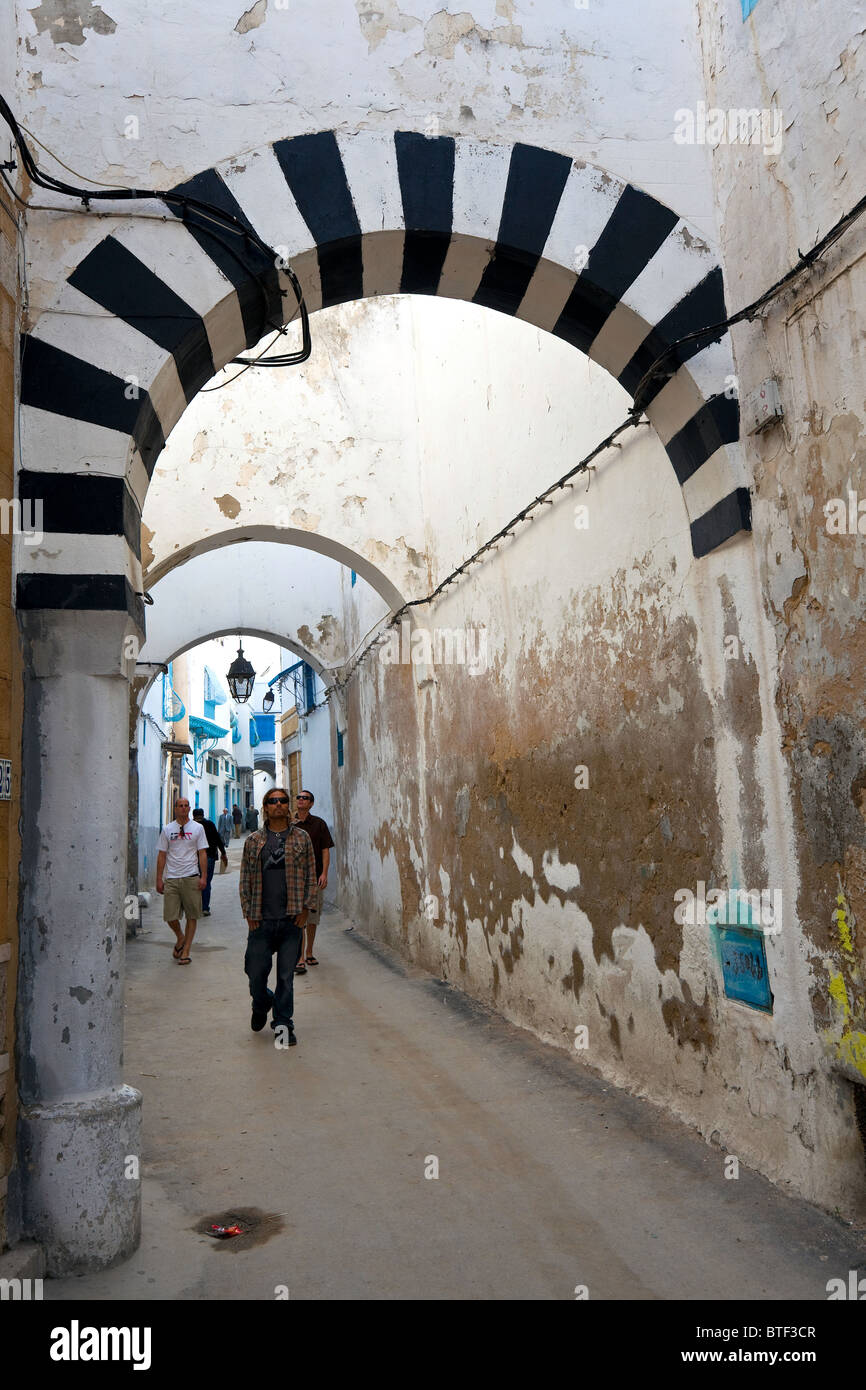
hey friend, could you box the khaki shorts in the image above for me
[305,888,324,925]
[163,876,202,922]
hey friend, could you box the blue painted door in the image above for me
[208,784,217,820]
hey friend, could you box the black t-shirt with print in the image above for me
[261,829,289,920]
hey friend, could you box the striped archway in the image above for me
[17,130,749,632]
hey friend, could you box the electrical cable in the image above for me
[18,122,132,189]
[0,162,29,211]
[630,188,866,416]
[0,93,311,366]
[327,414,647,696]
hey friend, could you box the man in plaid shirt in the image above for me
[240,788,317,1043]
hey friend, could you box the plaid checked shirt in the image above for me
[239,824,317,921]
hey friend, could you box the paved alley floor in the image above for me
[48,836,866,1301]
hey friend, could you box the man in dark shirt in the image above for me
[292,789,334,971]
[239,789,316,1043]
[191,807,228,916]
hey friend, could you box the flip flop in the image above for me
[306,956,319,965]
[172,943,184,959]
[178,956,192,964]
[295,964,307,975]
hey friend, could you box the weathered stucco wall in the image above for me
[15,0,717,233]
[694,0,866,1128]
[329,353,865,1214]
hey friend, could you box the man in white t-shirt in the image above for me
[156,797,208,964]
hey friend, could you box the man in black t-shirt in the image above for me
[192,808,228,917]
[292,789,334,971]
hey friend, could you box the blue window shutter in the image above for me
[253,713,276,741]
[337,729,344,768]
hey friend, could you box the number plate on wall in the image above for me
[0,759,11,799]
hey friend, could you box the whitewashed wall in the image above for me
[14,0,717,238]
[693,0,866,1118]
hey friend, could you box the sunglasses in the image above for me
[266,797,289,805]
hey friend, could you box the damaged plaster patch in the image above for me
[355,0,421,52]
[214,493,241,519]
[69,985,93,1003]
[140,522,155,571]
[29,0,117,45]
[423,9,524,60]
[296,615,339,650]
[235,0,267,34]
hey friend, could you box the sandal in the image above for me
[178,956,192,964]
[306,955,319,966]
[172,943,184,959]
[295,963,307,975]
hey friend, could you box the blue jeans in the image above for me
[202,854,217,911]
[244,917,302,1028]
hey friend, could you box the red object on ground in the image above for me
[208,1223,244,1238]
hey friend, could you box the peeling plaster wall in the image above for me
[334,422,865,1216]
[15,0,718,242]
[694,2,866,1114]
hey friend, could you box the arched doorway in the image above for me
[14,134,752,1272]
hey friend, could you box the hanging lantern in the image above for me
[226,641,256,704]
[262,687,275,712]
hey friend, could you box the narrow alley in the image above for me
[2,0,866,1338]
[46,838,865,1303]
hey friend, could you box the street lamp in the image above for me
[262,687,275,712]
[226,641,256,704]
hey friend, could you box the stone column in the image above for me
[15,609,142,1274]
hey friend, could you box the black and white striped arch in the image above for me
[18,131,750,626]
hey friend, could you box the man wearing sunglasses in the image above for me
[239,788,317,1043]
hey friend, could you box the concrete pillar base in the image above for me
[18,1085,142,1275]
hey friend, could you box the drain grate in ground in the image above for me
[194,1207,286,1251]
